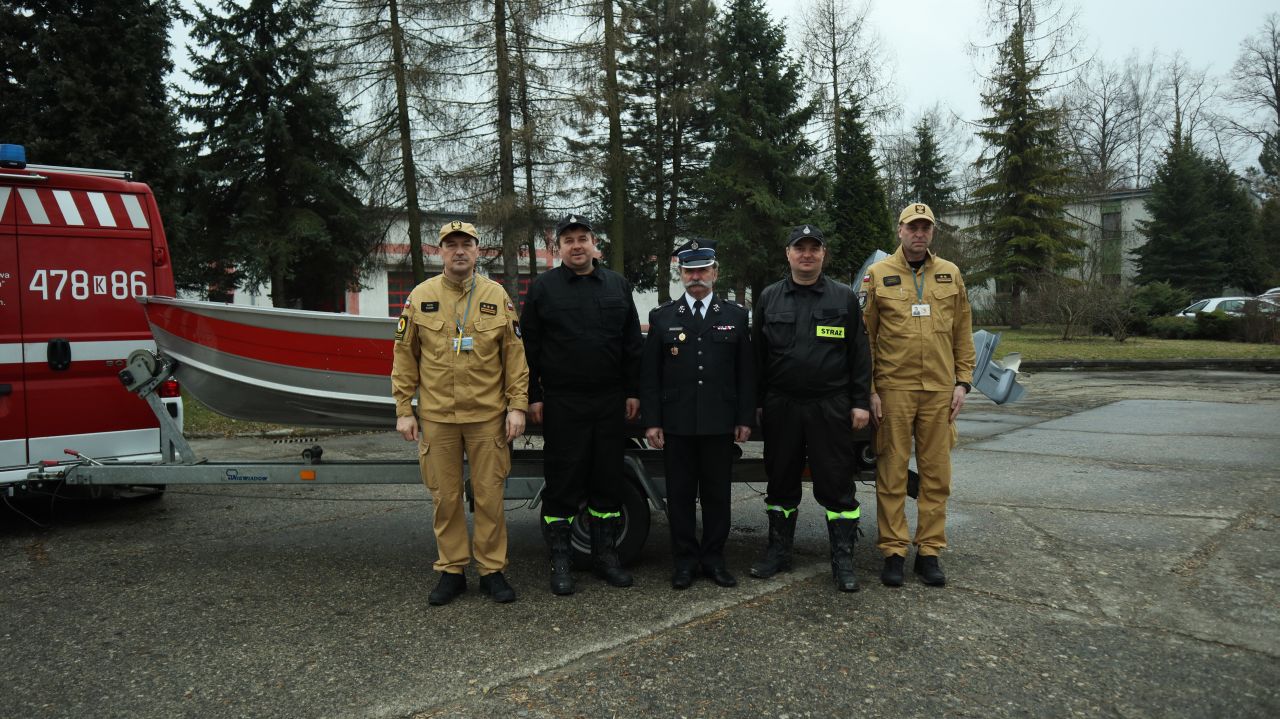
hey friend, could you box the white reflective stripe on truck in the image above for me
[19,339,156,363]
[88,192,116,226]
[120,194,149,228]
[0,343,23,365]
[0,187,10,219]
[52,190,83,225]
[18,187,49,224]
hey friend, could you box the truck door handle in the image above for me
[48,339,71,371]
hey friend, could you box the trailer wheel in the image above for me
[569,477,651,568]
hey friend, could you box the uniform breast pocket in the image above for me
[763,311,796,346]
[711,330,739,343]
[413,315,448,357]
[663,329,687,360]
[470,315,506,362]
[812,308,847,343]
[876,289,916,332]
[931,285,959,331]
[598,296,627,334]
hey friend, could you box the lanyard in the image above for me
[454,276,476,354]
[910,264,926,303]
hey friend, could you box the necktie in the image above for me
[693,299,704,321]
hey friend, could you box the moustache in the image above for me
[683,279,713,289]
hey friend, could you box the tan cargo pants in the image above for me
[875,389,956,558]
[419,414,510,575]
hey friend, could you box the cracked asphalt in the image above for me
[2,370,1278,718]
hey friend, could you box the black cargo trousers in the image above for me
[760,390,858,513]
[539,388,626,519]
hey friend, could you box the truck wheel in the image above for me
[569,477,651,568]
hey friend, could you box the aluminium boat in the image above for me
[140,296,399,429]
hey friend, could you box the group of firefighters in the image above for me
[390,203,975,605]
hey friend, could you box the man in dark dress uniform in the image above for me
[641,240,755,590]
[750,224,873,592]
[520,214,645,595]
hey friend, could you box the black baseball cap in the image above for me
[786,224,825,246]
[555,214,593,237]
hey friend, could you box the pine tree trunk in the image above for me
[495,0,519,301]
[603,0,626,273]
[389,0,425,284]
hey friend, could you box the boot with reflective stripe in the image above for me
[750,508,797,579]
[827,518,861,592]
[589,516,633,587]
[542,518,575,596]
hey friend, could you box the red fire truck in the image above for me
[1,144,182,491]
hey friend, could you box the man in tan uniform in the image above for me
[392,221,529,606]
[863,203,975,588]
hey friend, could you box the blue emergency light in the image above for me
[0,144,28,169]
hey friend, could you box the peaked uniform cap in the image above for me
[673,239,717,268]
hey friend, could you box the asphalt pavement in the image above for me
[2,370,1278,718]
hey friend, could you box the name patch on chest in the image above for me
[882,275,902,287]
[816,325,845,338]
[479,302,498,315]
[421,301,439,312]
[934,273,953,283]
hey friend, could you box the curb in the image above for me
[1020,358,1280,372]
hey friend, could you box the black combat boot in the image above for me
[542,519,575,596]
[750,508,797,579]
[589,516,634,587]
[827,518,861,592]
[427,571,467,606]
[881,555,905,587]
[914,554,947,586]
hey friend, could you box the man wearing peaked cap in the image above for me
[640,239,755,589]
[863,202,975,588]
[750,223,873,593]
[392,220,529,606]
[520,213,644,595]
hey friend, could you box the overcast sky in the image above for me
[764,0,1276,131]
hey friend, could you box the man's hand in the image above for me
[625,397,640,421]
[645,426,664,449]
[734,425,752,443]
[851,408,870,431]
[506,409,527,442]
[949,385,968,423]
[396,415,419,442]
[529,401,544,425]
[870,392,882,427]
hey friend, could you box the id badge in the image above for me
[452,336,474,352]
[911,304,931,317]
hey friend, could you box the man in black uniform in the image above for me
[521,214,645,595]
[750,224,873,592]
[641,240,755,590]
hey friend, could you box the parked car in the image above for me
[1174,297,1252,317]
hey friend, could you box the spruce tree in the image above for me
[181,0,375,309]
[971,10,1079,328]
[1138,138,1263,296]
[828,97,892,279]
[909,117,954,214]
[699,0,818,300]
[621,0,716,299]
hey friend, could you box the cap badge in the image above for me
[803,226,810,234]
[568,215,577,224]
[451,220,462,230]
[690,240,699,250]
[916,204,925,214]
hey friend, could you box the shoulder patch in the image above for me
[883,275,902,287]
[394,315,408,340]
[935,273,953,283]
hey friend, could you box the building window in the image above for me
[1100,209,1122,285]
[387,271,416,316]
